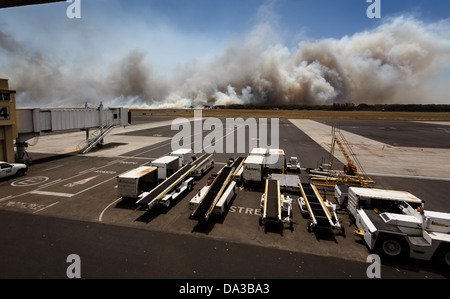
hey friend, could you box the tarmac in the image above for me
[0,113,449,279]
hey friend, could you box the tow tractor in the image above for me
[259,179,293,234]
[349,187,450,268]
[287,157,301,173]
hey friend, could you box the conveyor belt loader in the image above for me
[259,179,293,234]
[298,182,344,235]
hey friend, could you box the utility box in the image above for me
[151,156,180,180]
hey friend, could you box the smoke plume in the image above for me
[1,16,450,108]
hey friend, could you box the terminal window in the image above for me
[0,93,11,102]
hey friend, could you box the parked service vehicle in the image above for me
[117,166,157,201]
[287,157,301,173]
[0,161,28,179]
[349,187,450,268]
[191,154,214,177]
[243,155,265,184]
[151,156,179,181]
[267,149,286,173]
[170,149,193,167]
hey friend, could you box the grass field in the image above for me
[131,109,450,121]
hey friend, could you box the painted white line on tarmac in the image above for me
[33,201,60,214]
[30,191,75,197]
[367,172,450,182]
[98,197,122,222]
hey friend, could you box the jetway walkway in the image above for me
[14,103,129,162]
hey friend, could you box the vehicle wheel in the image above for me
[16,169,25,177]
[434,245,450,269]
[379,236,406,257]
[165,199,171,208]
[188,182,193,191]
[340,226,346,238]
[444,250,450,268]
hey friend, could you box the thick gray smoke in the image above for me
[1,16,450,108]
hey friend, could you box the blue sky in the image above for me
[1,0,450,107]
[3,0,450,53]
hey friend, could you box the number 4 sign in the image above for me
[0,106,10,120]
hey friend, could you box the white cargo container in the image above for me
[243,155,265,183]
[117,166,157,200]
[250,148,269,157]
[151,156,180,180]
[267,149,286,172]
[170,149,193,167]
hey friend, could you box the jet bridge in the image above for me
[15,103,129,163]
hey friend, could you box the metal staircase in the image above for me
[328,125,373,187]
[77,122,119,154]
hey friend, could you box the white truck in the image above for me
[170,149,193,167]
[349,187,450,268]
[0,161,28,179]
[151,156,179,181]
[117,166,157,201]
[243,155,265,184]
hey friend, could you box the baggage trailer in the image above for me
[298,182,344,235]
[269,173,300,193]
[117,166,157,201]
[351,187,450,268]
[190,165,235,221]
[259,179,293,234]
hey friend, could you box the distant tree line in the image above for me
[215,103,450,112]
